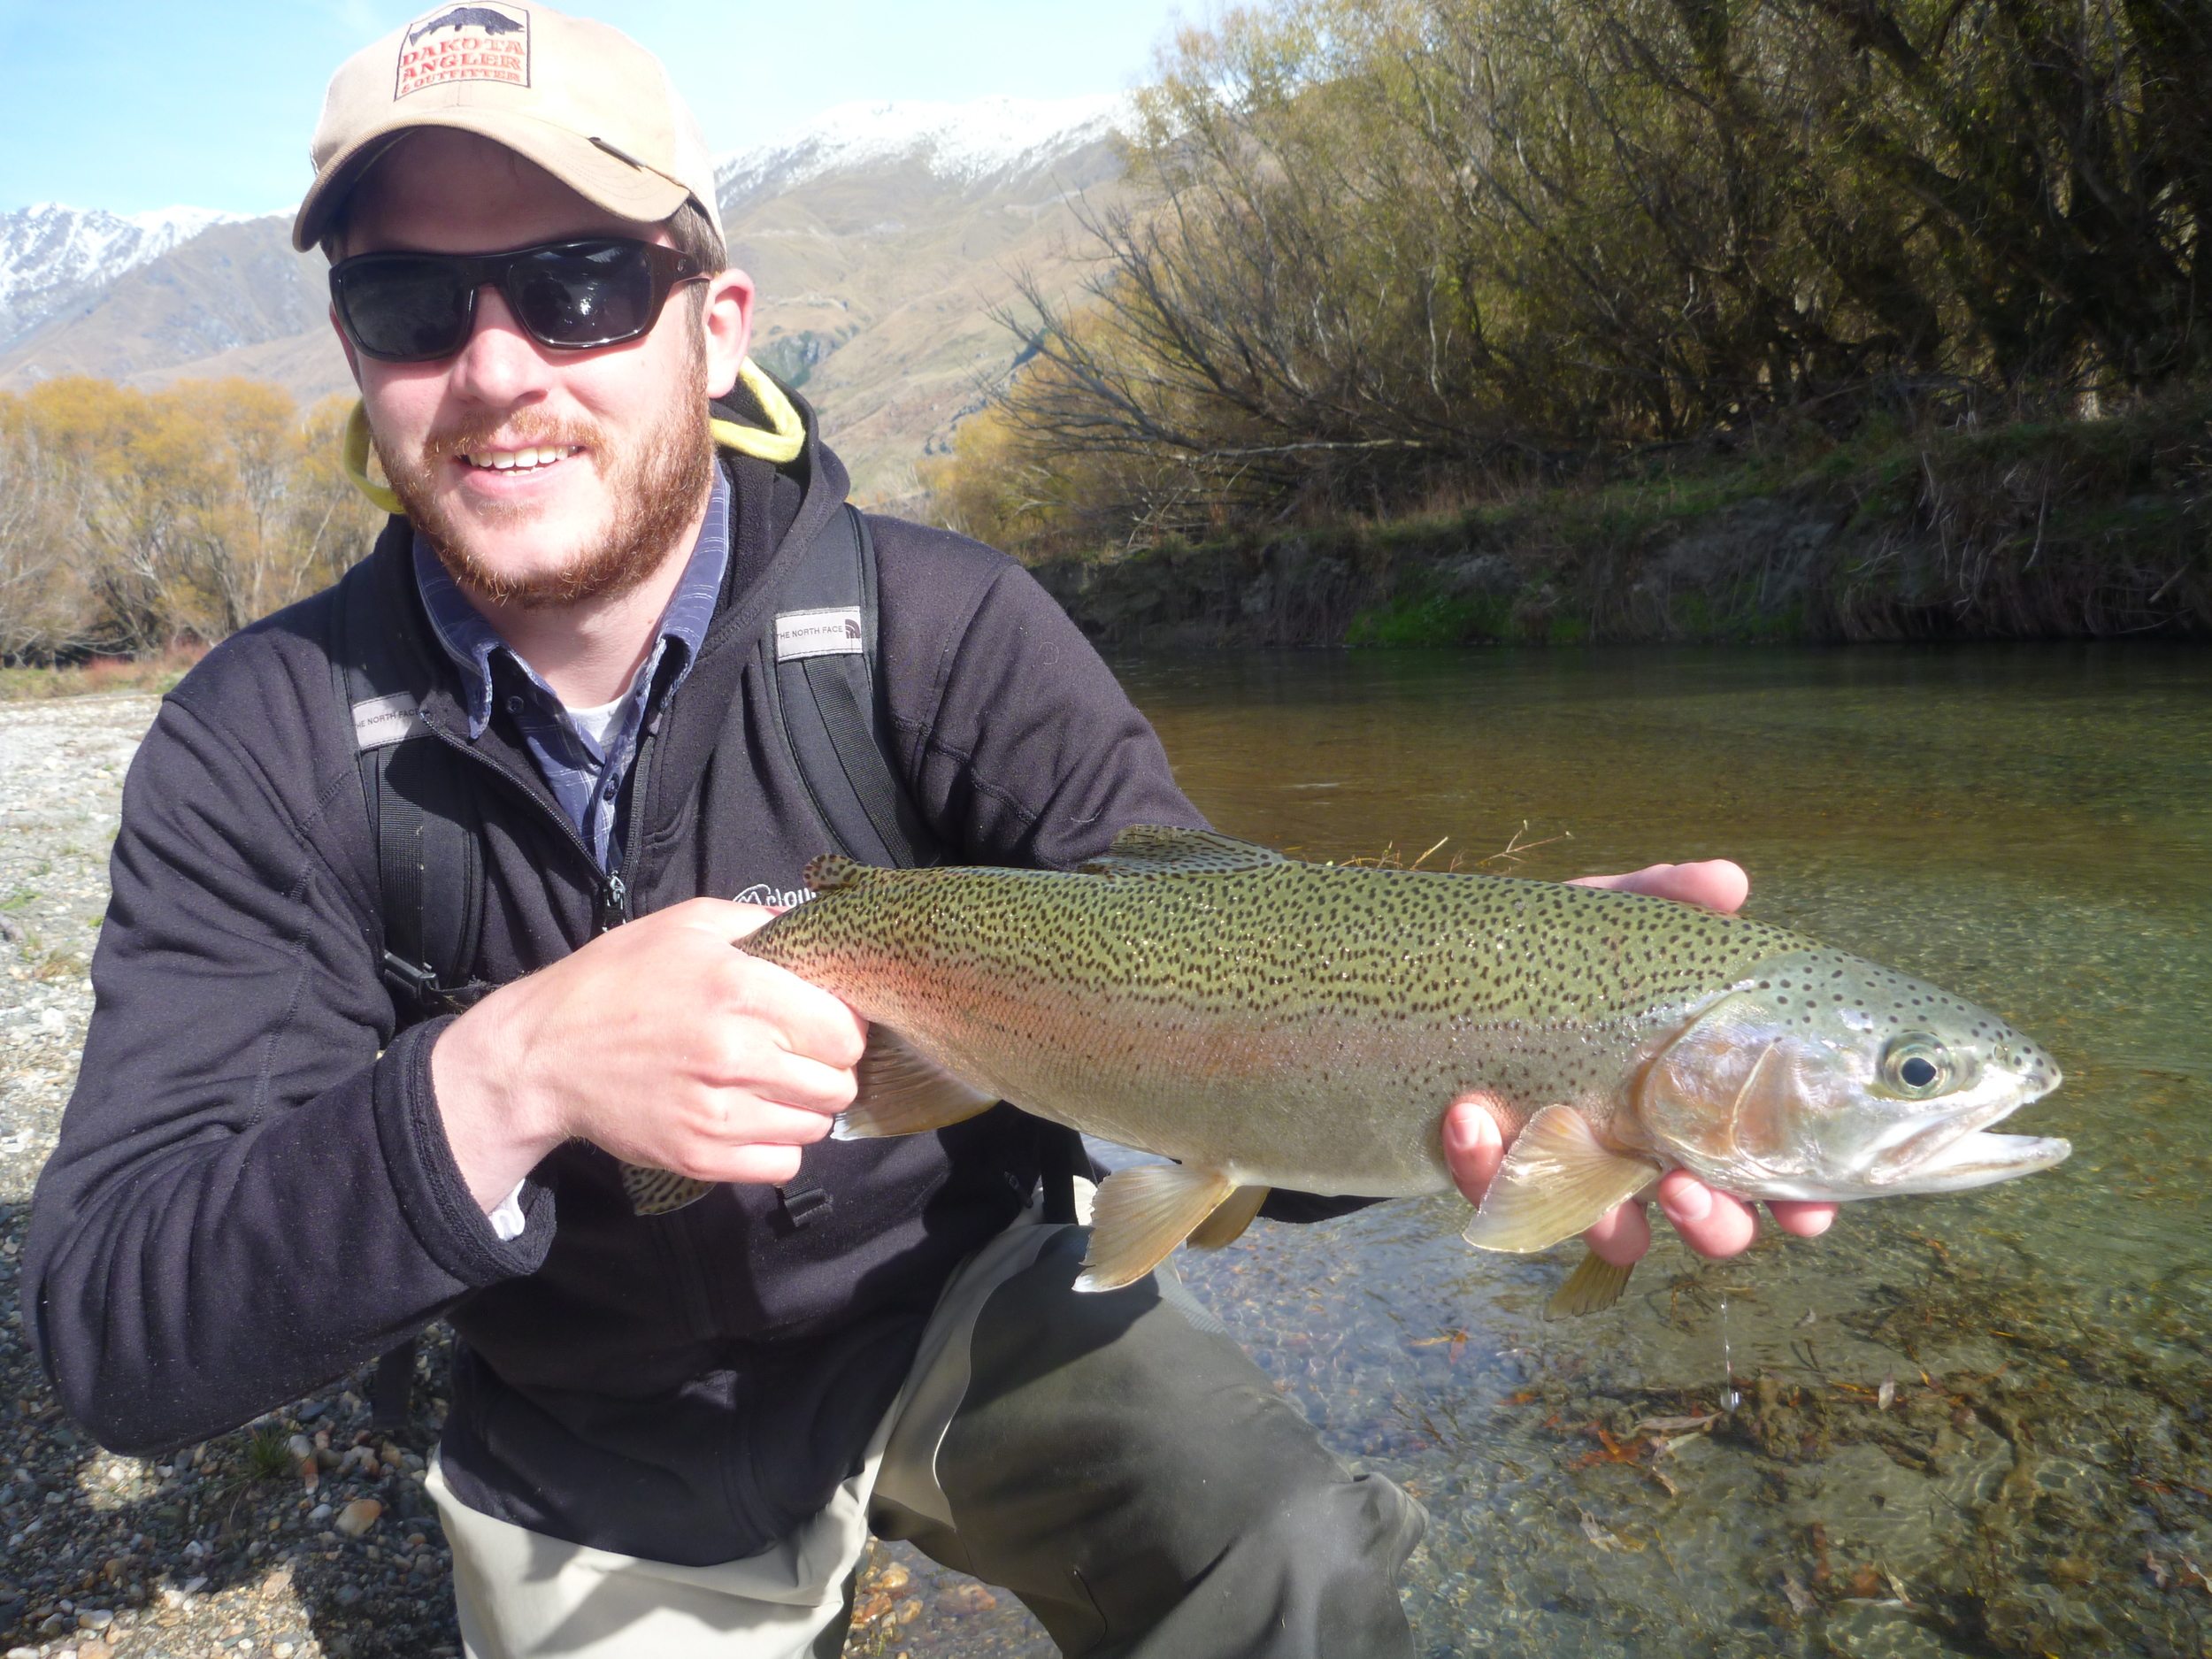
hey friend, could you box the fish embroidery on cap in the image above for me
[395,4,531,99]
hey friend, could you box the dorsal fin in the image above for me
[803,852,875,893]
[1078,826,1289,880]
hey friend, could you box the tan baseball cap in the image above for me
[293,2,723,253]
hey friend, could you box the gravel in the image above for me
[0,693,1044,1659]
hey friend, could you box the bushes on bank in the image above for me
[933,0,2208,547]
[0,378,381,665]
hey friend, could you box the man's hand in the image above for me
[1440,858,1837,1265]
[430,899,865,1210]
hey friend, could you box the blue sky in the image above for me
[0,0,1183,217]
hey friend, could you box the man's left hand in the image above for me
[1440,858,1838,1265]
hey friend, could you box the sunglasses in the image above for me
[329,237,704,363]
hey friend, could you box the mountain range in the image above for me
[0,95,1129,505]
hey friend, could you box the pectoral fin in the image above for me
[1075,1164,1237,1293]
[622,1163,715,1217]
[1544,1249,1635,1320]
[1461,1104,1661,1254]
[833,1026,999,1140]
[1187,1183,1270,1250]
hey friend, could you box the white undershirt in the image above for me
[488,1183,528,1240]
[566,695,626,755]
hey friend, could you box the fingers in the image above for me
[1440,1094,1505,1206]
[1769,1199,1837,1238]
[1568,859,1749,914]
[1582,1199,1652,1267]
[667,895,783,944]
[1654,1170,1762,1257]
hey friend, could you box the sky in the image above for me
[0,0,1185,218]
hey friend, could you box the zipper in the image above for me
[597,869,628,935]
[419,721,616,935]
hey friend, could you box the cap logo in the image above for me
[396,4,531,100]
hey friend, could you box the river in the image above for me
[883,643,2210,1659]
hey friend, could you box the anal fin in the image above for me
[622,1163,714,1217]
[1461,1103,1661,1254]
[1544,1249,1635,1320]
[1075,1164,1236,1293]
[1187,1183,1270,1250]
[834,1026,998,1140]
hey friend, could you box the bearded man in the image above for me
[25,7,1832,1657]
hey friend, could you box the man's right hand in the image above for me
[429,899,865,1211]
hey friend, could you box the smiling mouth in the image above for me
[463,445,581,473]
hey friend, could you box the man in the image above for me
[26,7,1834,1656]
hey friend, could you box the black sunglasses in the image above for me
[329,237,704,363]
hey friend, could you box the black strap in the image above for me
[764,506,942,870]
[333,557,487,1021]
[333,556,488,1430]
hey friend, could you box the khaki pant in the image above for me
[429,1219,1425,1659]
[427,1216,1065,1659]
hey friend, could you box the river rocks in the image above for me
[331,1502,380,1540]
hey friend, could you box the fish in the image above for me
[639,826,2070,1316]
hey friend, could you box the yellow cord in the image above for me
[339,360,803,514]
[711,359,806,463]
[341,400,404,516]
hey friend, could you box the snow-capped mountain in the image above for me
[716,94,1129,206]
[0,203,252,347]
[0,94,1133,503]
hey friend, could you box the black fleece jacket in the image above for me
[24,415,1261,1564]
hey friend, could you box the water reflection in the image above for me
[886,644,2210,1658]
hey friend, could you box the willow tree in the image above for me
[967,0,2208,537]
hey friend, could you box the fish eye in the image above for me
[1880,1034,1955,1097]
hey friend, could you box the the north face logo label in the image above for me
[396,4,530,99]
[774,607,866,663]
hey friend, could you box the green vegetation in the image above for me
[1026,395,2209,644]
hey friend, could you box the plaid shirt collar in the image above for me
[413,464,731,741]
[411,465,731,864]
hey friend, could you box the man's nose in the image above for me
[446,283,553,400]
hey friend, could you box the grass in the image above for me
[1026,392,2212,646]
[0,644,206,702]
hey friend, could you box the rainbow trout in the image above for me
[637,826,2069,1316]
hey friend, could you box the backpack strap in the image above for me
[761,505,943,871]
[761,506,1088,1223]
[330,557,488,1021]
[329,554,489,1432]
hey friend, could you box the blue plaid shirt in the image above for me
[412,466,732,871]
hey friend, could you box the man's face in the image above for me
[334,128,751,609]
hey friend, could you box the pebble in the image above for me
[333,1502,381,1540]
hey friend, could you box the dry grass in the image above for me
[0,644,205,702]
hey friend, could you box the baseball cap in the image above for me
[294,3,723,253]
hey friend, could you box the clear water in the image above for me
[883,644,2211,1658]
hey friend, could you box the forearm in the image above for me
[27,1023,547,1455]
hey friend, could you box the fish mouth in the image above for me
[1865,1077,2070,1194]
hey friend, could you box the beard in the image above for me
[377,344,716,611]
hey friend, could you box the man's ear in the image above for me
[700,267,754,399]
[330,303,364,388]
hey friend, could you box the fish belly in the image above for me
[857,973,1503,1198]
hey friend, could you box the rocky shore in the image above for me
[0,693,1049,1659]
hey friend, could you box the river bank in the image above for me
[1027,396,2212,649]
